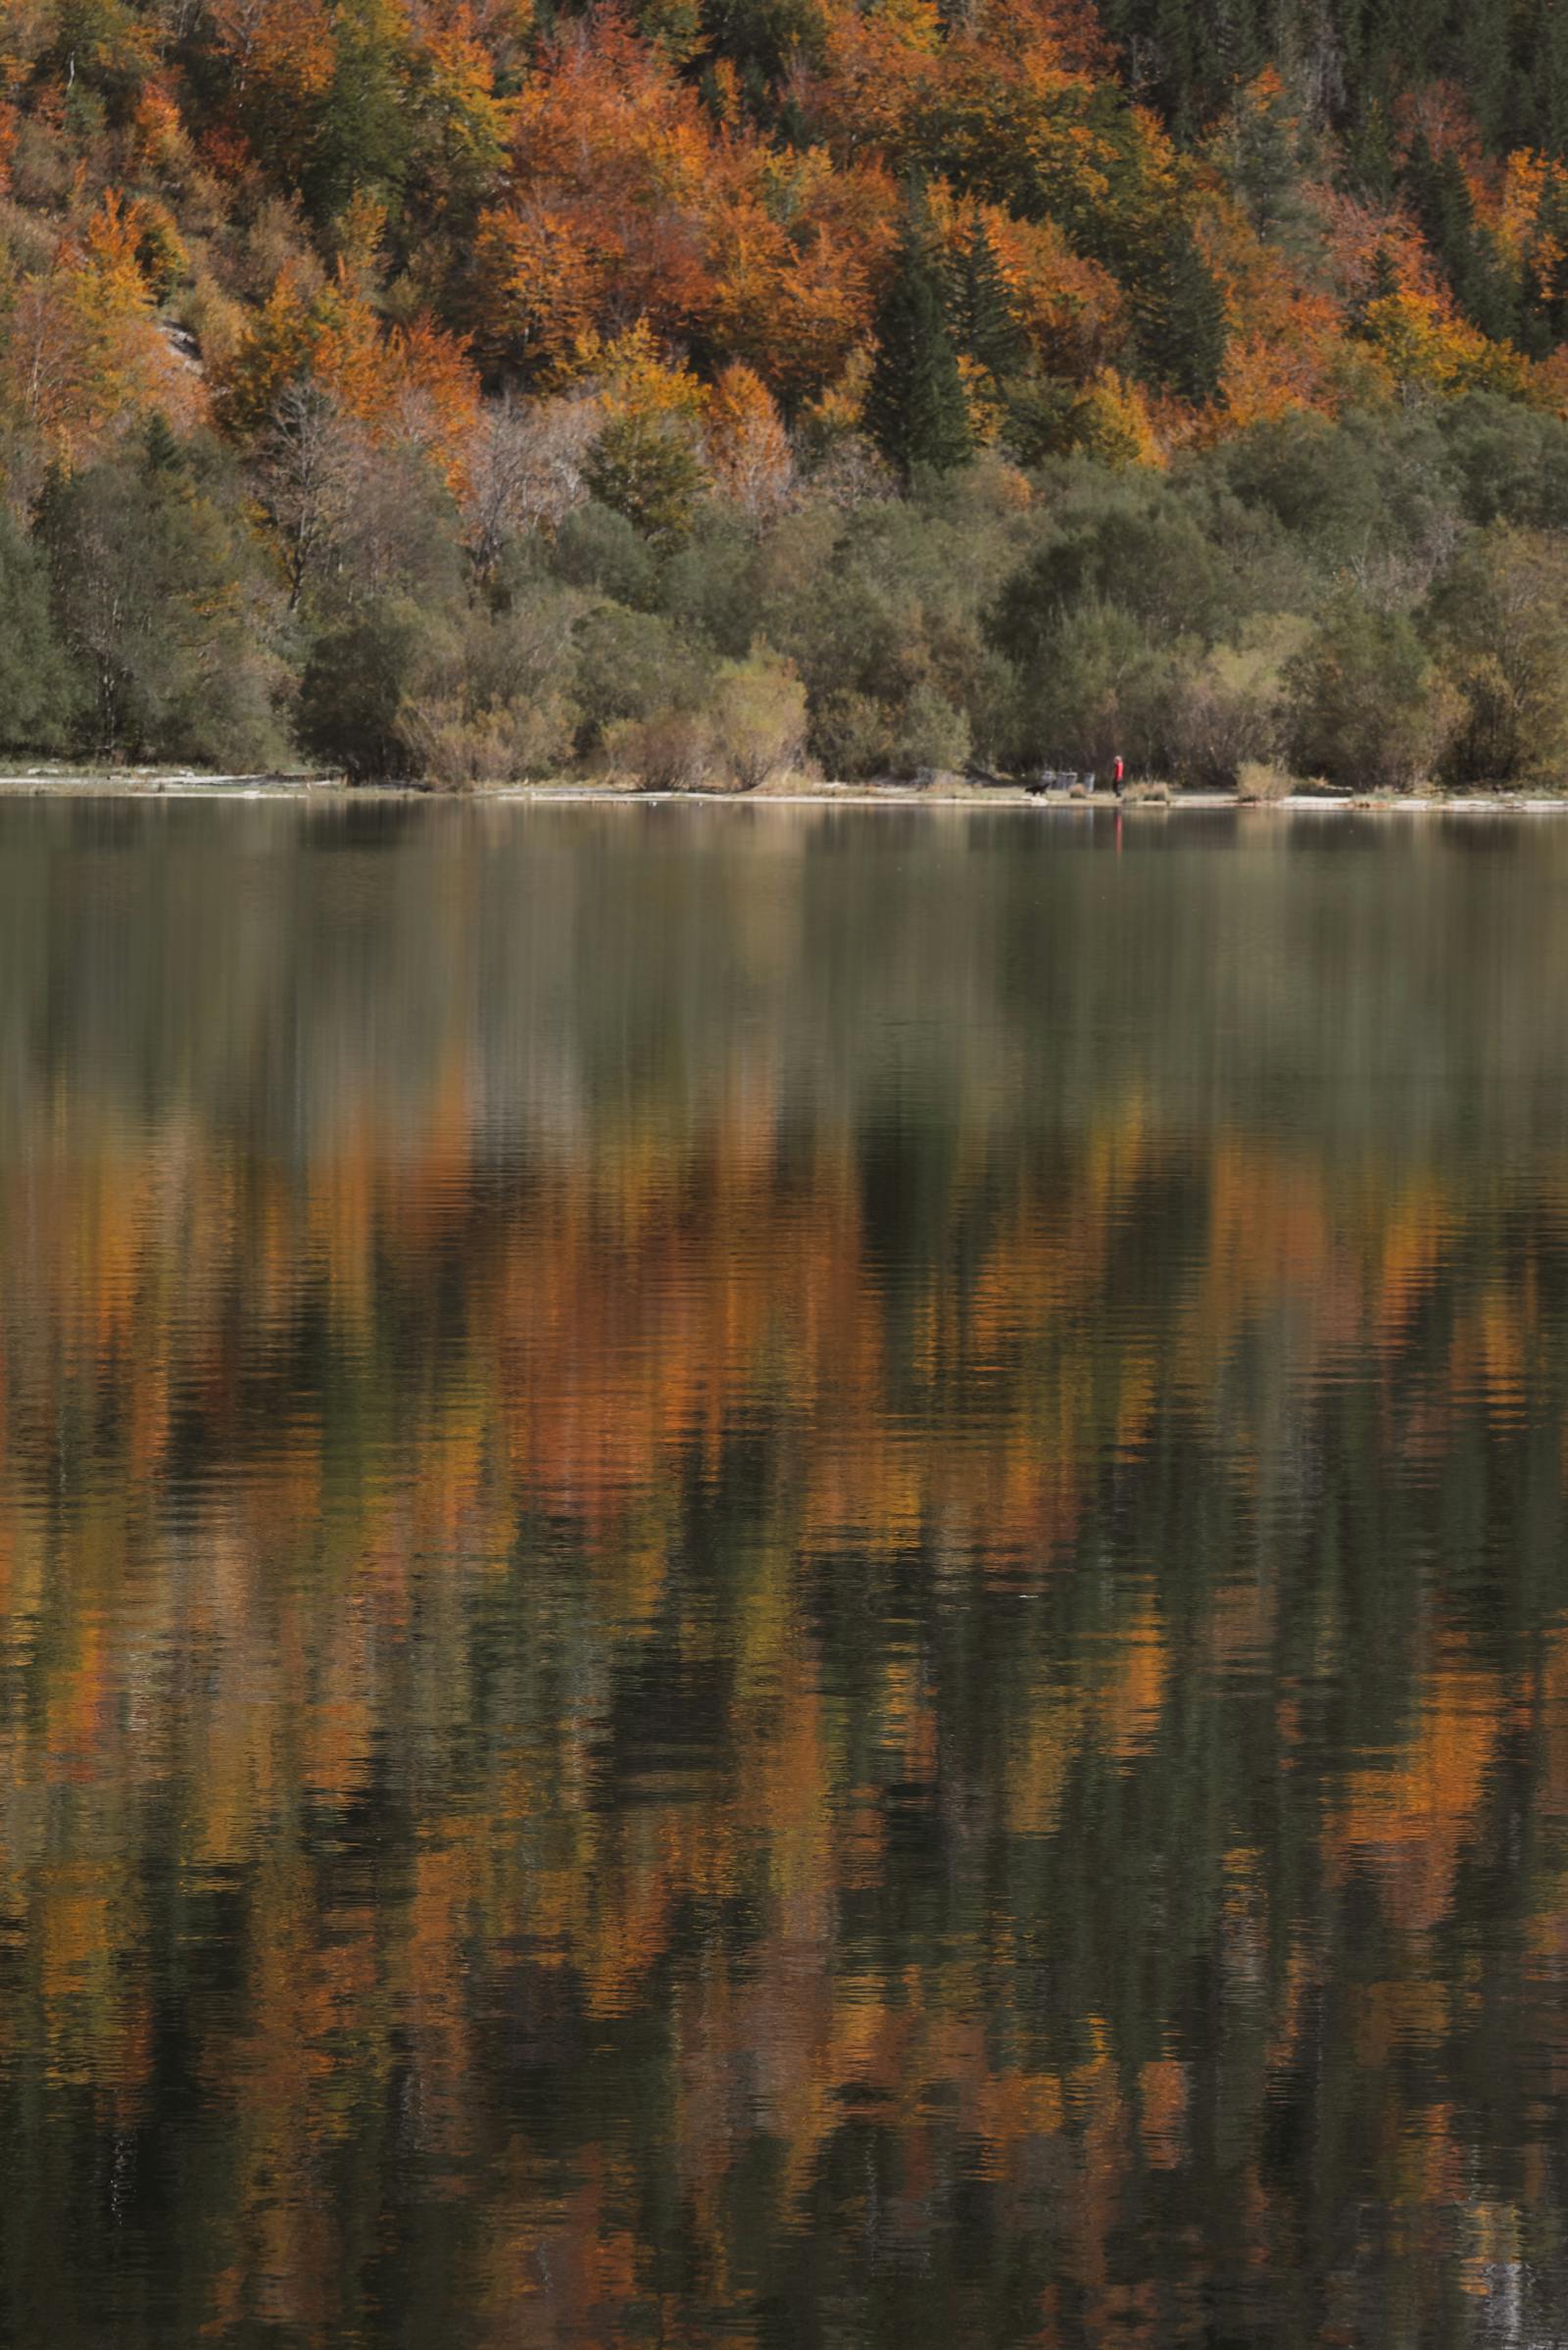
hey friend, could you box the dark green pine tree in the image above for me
[0,507,74,756]
[950,219,1027,390]
[1524,171,1568,351]
[141,411,185,475]
[304,0,414,226]
[1129,215,1227,404]
[1342,93,1399,206]
[699,0,824,119]
[1510,0,1568,158]
[1098,0,1271,134]
[1455,0,1513,151]
[1464,225,1521,345]
[1350,237,1399,331]
[1221,70,1303,239]
[1402,132,1518,343]
[1403,132,1472,270]
[865,201,974,483]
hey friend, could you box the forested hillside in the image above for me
[8,0,1568,783]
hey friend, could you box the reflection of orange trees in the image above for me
[3,1088,1567,2336]
[1330,1664,1503,1934]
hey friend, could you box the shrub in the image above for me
[599,651,808,792]
[1286,589,1456,791]
[989,476,1238,659]
[1235,759,1296,803]
[811,690,897,780]
[1213,410,1392,561]
[606,710,713,791]
[41,424,290,769]
[399,693,578,787]
[890,680,970,777]
[583,411,708,547]
[656,509,760,657]
[552,502,660,609]
[298,600,435,779]
[707,650,808,788]
[1164,625,1296,786]
[0,508,74,753]
[392,593,583,784]
[1424,525,1568,786]
[572,604,710,751]
[1439,395,1568,531]
[1013,597,1182,775]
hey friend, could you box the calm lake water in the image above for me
[6,798,1568,2347]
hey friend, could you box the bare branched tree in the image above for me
[259,379,363,612]
[462,391,601,581]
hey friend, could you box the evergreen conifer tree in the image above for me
[0,510,74,753]
[1512,0,1568,156]
[951,219,1026,389]
[1221,71,1304,238]
[1129,216,1227,403]
[1344,96,1399,204]
[864,198,973,482]
[1402,133,1518,342]
[1352,238,1400,329]
[1529,172,1568,346]
[305,0,414,224]
[1404,133,1470,269]
[142,412,184,474]
[1456,0,1512,150]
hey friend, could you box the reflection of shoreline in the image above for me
[9,774,1568,811]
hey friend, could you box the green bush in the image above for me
[41,426,290,769]
[1287,590,1456,791]
[989,477,1237,666]
[298,600,435,779]
[1424,525,1568,786]
[552,502,661,609]
[656,509,761,657]
[890,680,970,777]
[572,604,712,752]
[0,508,75,754]
[1164,622,1299,786]
[1013,598,1184,774]
[396,594,583,784]
[1438,396,1568,531]
[606,710,713,791]
[583,412,709,547]
[706,650,808,787]
[810,690,899,781]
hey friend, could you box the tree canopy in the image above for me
[4,0,1568,780]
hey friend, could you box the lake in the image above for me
[3,796,1568,2347]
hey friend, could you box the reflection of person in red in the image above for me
[1113,755,1126,789]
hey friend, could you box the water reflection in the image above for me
[2,801,1568,2345]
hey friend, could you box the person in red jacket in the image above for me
[1113,755,1125,789]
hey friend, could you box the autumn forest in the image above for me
[10,0,1568,781]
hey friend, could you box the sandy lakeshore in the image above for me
[3,768,1568,811]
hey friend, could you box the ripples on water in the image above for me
[4,800,1568,2346]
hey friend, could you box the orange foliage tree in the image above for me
[3,193,203,467]
[214,269,479,489]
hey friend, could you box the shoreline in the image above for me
[3,771,1568,814]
